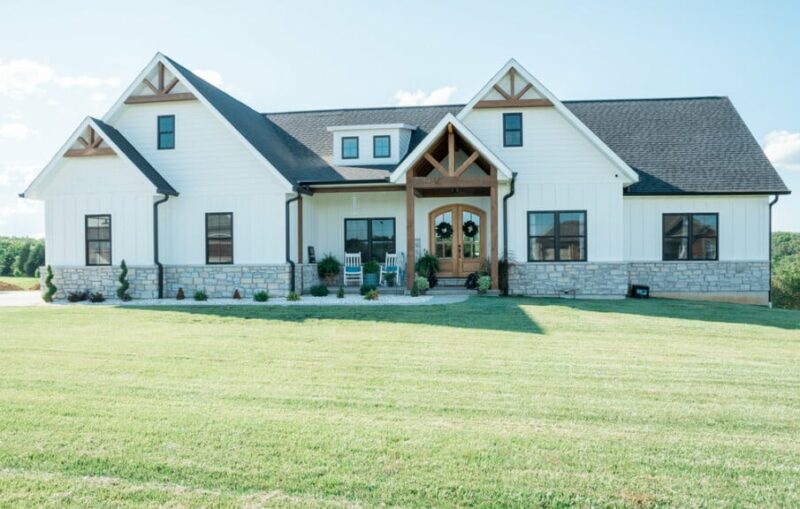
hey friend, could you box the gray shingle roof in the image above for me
[91,118,178,196]
[166,56,788,195]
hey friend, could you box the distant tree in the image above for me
[0,253,13,276]
[23,242,45,277]
[14,241,31,276]
[773,254,800,310]
[773,232,800,264]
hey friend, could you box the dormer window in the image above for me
[158,115,175,150]
[342,136,359,159]
[373,135,391,158]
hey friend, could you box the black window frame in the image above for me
[205,212,234,265]
[527,210,587,262]
[503,112,523,147]
[157,115,175,150]
[341,136,359,159]
[344,217,396,262]
[85,214,112,266]
[662,213,719,261]
[373,135,391,159]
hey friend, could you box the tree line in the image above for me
[0,237,45,277]
[772,231,800,309]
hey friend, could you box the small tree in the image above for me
[43,265,57,303]
[117,260,131,301]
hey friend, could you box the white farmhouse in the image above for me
[22,54,790,304]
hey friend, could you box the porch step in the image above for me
[426,287,476,296]
[437,277,467,287]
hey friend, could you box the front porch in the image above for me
[292,119,510,293]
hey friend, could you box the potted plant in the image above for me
[363,260,380,287]
[415,251,439,289]
[317,253,342,286]
[385,272,396,287]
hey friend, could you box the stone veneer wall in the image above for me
[295,264,326,294]
[163,264,291,299]
[41,265,159,300]
[508,263,629,298]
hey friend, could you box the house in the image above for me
[22,53,790,304]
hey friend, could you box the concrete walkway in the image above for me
[0,291,44,307]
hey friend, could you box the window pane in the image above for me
[373,136,390,158]
[504,113,521,130]
[504,131,521,147]
[663,238,688,260]
[559,237,586,261]
[693,214,717,237]
[370,219,394,261]
[342,137,359,159]
[529,237,555,261]
[159,133,174,149]
[159,116,174,132]
[206,213,233,264]
[664,214,688,237]
[559,212,586,236]
[692,238,717,260]
[529,213,555,237]
[345,219,369,260]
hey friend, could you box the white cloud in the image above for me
[764,130,800,171]
[0,122,38,140]
[0,58,120,97]
[393,85,457,106]
[0,163,41,187]
[90,92,108,103]
[193,69,223,87]
[0,58,55,97]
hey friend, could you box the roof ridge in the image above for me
[263,104,465,116]
[563,96,727,104]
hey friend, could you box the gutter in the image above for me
[501,172,517,294]
[153,194,170,298]
[298,178,391,187]
[768,194,780,308]
[285,186,313,293]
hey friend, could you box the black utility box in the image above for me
[629,284,650,298]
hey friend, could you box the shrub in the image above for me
[117,260,131,301]
[414,276,430,293]
[477,275,492,294]
[337,286,345,298]
[363,289,379,301]
[363,260,380,274]
[233,289,242,300]
[253,290,269,302]
[310,284,329,297]
[410,283,420,297]
[67,290,89,302]
[43,265,57,303]
[317,253,342,285]
[287,291,301,301]
[360,284,377,295]
[415,251,439,288]
[89,291,106,303]
[773,254,800,309]
[176,287,185,300]
[194,290,208,301]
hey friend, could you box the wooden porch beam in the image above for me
[424,153,448,177]
[490,165,499,290]
[473,98,553,109]
[454,151,480,177]
[509,68,516,97]
[413,175,495,189]
[406,172,416,290]
[158,62,165,90]
[64,147,115,157]
[124,93,197,104]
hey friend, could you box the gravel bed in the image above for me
[45,294,470,307]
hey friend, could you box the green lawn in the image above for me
[0,276,38,291]
[1,298,799,508]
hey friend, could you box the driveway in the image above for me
[0,291,44,307]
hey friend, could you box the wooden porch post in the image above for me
[490,165,499,290]
[406,172,416,290]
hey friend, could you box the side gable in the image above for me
[22,117,176,199]
[458,59,639,184]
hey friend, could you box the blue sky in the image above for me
[1,0,798,236]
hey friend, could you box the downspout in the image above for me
[286,193,300,293]
[501,173,517,295]
[768,194,779,308]
[153,194,170,299]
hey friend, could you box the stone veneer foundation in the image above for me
[507,262,629,298]
[41,265,159,300]
[163,264,291,299]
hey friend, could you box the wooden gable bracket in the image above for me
[124,62,197,104]
[421,123,484,178]
[475,67,553,109]
[64,126,115,157]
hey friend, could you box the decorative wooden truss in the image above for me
[474,67,553,109]
[124,62,196,104]
[64,126,114,157]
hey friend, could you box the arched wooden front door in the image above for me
[429,205,486,277]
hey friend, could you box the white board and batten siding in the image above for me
[40,155,155,266]
[110,101,289,264]
[623,195,770,262]
[462,107,627,262]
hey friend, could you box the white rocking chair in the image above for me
[380,253,399,286]
[343,252,363,286]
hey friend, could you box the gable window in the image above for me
[206,213,233,264]
[663,213,718,261]
[342,136,359,159]
[528,211,586,262]
[157,115,175,150]
[373,135,391,158]
[85,215,112,266]
[344,218,396,262]
[503,113,522,147]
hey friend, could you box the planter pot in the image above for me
[364,273,379,287]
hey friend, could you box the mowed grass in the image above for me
[0,276,38,291]
[0,298,799,508]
